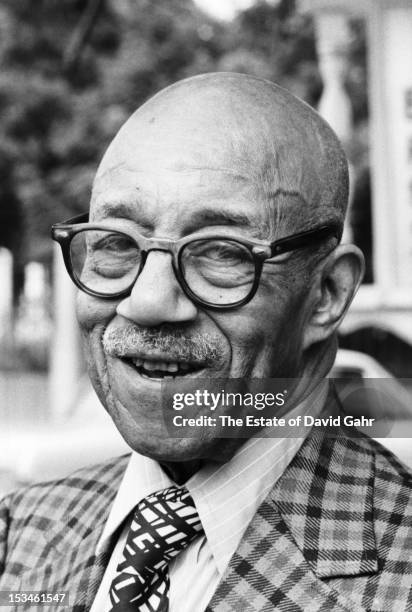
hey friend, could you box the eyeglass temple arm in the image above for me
[52,212,89,228]
[265,223,341,261]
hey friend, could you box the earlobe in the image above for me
[303,244,365,349]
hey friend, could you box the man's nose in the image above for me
[116,250,198,326]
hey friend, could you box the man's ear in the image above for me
[302,244,365,350]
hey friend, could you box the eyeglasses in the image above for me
[51,213,340,311]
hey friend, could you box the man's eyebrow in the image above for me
[184,208,258,234]
[95,201,154,228]
[98,202,137,219]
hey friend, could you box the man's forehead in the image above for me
[92,73,348,231]
[94,126,319,210]
[90,176,271,239]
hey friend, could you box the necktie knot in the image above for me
[109,485,203,611]
[128,486,202,574]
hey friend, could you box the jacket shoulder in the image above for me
[1,453,129,531]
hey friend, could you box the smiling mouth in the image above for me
[122,357,205,380]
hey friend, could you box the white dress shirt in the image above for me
[91,381,328,612]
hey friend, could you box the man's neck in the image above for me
[160,460,202,484]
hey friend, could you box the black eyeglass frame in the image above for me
[51,213,341,311]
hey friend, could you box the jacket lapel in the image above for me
[207,425,379,611]
[18,456,128,611]
[274,425,378,580]
[18,529,110,611]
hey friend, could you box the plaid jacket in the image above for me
[1,427,412,611]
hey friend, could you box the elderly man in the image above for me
[1,73,412,611]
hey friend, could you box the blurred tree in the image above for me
[218,0,323,106]
[0,0,367,271]
[0,0,226,265]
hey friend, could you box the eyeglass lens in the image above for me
[70,230,139,296]
[70,230,256,305]
[180,238,255,305]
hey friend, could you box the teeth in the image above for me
[143,360,158,371]
[132,359,186,373]
[130,358,199,375]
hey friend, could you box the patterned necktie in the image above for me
[108,486,203,612]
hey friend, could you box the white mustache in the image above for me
[102,324,224,365]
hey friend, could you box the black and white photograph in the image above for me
[1,1,412,610]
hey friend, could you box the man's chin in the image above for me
[94,353,240,467]
[114,420,230,465]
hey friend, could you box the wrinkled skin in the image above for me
[77,73,364,482]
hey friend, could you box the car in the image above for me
[332,348,395,378]
[331,348,411,416]
[331,348,412,465]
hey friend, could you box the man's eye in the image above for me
[191,240,250,265]
[80,231,140,279]
[90,234,135,253]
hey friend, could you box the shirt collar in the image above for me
[96,379,328,574]
[96,452,173,552]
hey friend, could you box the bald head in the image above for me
[95,72,348,237]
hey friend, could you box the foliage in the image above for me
[220,0,322,106]
[0,0,367,274]
[0,0,227,266]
